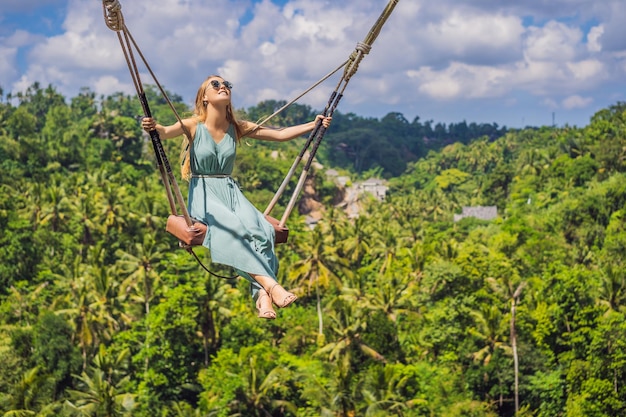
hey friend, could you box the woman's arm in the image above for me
[244,115,332,142]
[142,117,196,139]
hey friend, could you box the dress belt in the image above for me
[191,174,231,178]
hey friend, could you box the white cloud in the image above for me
[587,25,604,53]
[93,75,134,97]
[562,94,593,109]
[524,21,582,62]
[3,0,626,127]
[422,11,525,65]
[5,29,39,48]
[596,0,626,52]
[566,59,605,81]
[0,45,17,83]
[409,63,510,100]
[542,97,558,110]
[0,30,45,91]
[31,31,123,71]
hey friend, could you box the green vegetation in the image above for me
[1,81,626,416]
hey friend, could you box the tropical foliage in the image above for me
[1,82,626,416]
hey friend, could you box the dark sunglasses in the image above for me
[209,80,233,90]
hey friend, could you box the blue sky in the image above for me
[2,0,626,128]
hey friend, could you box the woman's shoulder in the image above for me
[181,116,203,138]
[181,116,202,126]
[237,120,259,138]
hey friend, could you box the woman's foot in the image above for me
[256,289,276,320]
[269,284,297,308]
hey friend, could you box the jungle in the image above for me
[1,82,625,416]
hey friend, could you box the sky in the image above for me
[1,0,626,129]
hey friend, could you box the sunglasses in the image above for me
[208,80,233,90]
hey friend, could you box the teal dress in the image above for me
[187,122,278,296]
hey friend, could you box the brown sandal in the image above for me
[256,289,276,320]
[269,284,297,309]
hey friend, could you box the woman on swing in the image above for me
[142,75,331,320]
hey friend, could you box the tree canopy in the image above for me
[1,82,626,416]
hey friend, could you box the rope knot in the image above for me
[343,42,372,80]
[355,42,372,55]
[102,0,124,32]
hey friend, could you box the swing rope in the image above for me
[253,60,348,129]
[102,0,399,251]
[264,0,401,227]
[102,0,190,222]
[103,0,240,278]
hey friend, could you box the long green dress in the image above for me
[187,123,278,297]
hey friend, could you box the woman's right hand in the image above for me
[315,114,332,128]
[141,117,157,132]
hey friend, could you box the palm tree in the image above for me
[517,148,550,177]
[166,401,204,417]
[38,179,73,234]
[340,214,373,270]
[90,263,134,336]
[293,365,335,417]
[364,260,417,323]
[415,187,459,223]
[18,182,45,229]
[360,364,422,417]
[3,367,54,415]
[7,282,49,326]
[316,292,387,417]
[353,203,421,322]
[49,248,130,370]
[288,221,345,338]
[387,195,425,245]
[67,180,107,248]
[53,256,111,369]
[116,233,167,372]
[66,344,134,416]
[116,233,166,318]
[598,265,626,313]
[202,351,298,417]
[468,302,511,408]
[368,215,406,277]
[509,282,526,415]
[197,274,234,365]
[130,176,167,233]
[100,181,130,233]
[484,275,527,413]
[469,303,510,367]
[66,370,134,416]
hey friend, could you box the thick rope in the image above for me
[102,0,192,231]
[343,42,372,81]
[266,0,401,225]
[250,59,348,134]
[102,0,400,240]
[102,0,123,32]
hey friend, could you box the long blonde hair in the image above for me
[180,75,248,180]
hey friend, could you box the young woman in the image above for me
[142,75,331,320]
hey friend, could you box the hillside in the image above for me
[1,82,626,416]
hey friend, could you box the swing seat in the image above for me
[166,214,289,246]
[166,214,208,246]
[264,215,289,244]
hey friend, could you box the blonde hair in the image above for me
[180,75,249,180]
